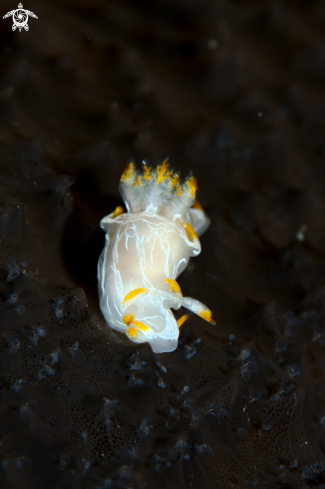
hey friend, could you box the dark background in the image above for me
[1,0,325,488]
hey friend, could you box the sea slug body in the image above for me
[97,160,215,353]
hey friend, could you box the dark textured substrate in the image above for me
[1,1,325,488]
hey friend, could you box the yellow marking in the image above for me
[198,310,216,325]
[111,206,124,218]
[131,176,141,187]
[176,184,181,196]
[120,162,134,182]
[177,314,188,328]
[185,176,197,196]
[192,199,203,211]
[164,278,182,295]
[143,164,151,181]
[122,288,147,305]
[122,314,134,326]
[126,327,139,340]
[183,222,198,242]
[133,320,150,332]
[156,160,172,183]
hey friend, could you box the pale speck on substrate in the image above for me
[238,348,251,362]
[311,324,325,344]
[286,365,301,378]
[137,418,153,437]
[296,224,308,241]
[66,341,84,363]
[81,432,88,444]
[274,339,287,354]
[47,350,59,365]
[195,444,213,456]
[81,458,91,471]
[118,465,133,478]
[102,398,119,427]
[8,293,18,304]
[183,338,201,359]
[55,299,64,319]
[319,416,325,427]
[19,404,36,425]
[38,364,56,380]
[16,304,25,315]
[165,408,180,427]
[6,258,20,281]
[180,385,189,395]
[15,456,32,470]
[207,38,219,50]
[261,417,276,432]
[269,378,295,402]
[157,377,166,388]
[155,360,167,373]
[3,334,20,353]
[128,350,146,370]
[126,443,139,459]
[247,386,265,404]
[26,325,46,346]
[240,361,258,380]
[193,400,229,424]
[10,379,31,393]
[128,376,144,387]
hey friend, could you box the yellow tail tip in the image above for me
[198,310,216,325]
[177,314,189,328]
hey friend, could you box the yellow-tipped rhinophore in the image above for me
[198,309,216,325]
[177,314,188,328]
[122,314,135,326]
[122,288,147,306]
[133,320,150,332]
[183,222,198,242]
[126,327,139,340]
[164,278,182,295]
[120,161,135,182]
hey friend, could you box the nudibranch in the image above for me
[97,160,215,353]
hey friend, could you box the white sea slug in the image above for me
[97,160,215,353]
